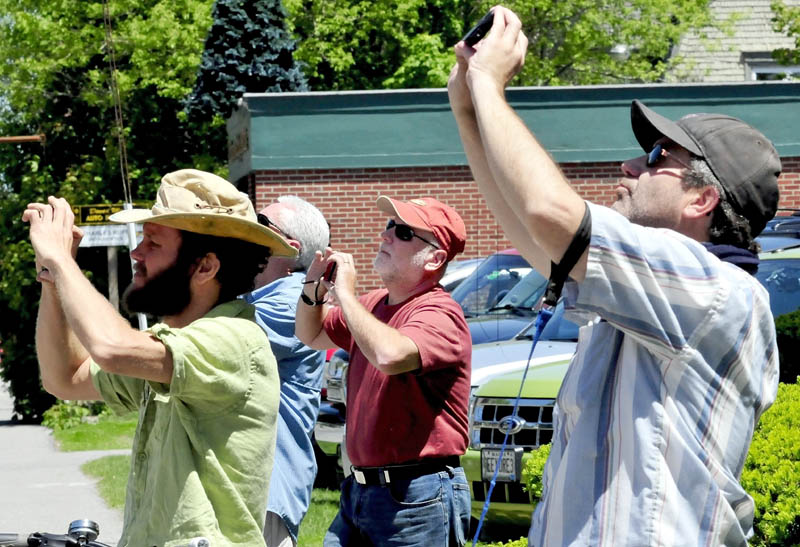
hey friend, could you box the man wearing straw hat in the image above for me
[23,169,296,547]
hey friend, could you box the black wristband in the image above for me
[300,290,326,307]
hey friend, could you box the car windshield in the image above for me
[515,300,580,341]
[451,252,531,316]
[490,269,548,312]
[756,256,800,319]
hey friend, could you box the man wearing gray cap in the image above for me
[449,6,779,546]
[23,169,296,546]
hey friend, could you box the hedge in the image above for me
[495,383,800,547]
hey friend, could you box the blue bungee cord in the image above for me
[470,204,591,544]
[471,303,554,546]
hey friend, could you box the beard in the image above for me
[122,260,193,318]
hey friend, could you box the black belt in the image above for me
[351,456,461,486]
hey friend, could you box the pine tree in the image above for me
[187,0,308,120]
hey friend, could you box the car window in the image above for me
[756,257,800,319]
[451,252,531,316]
[495,270,548,309]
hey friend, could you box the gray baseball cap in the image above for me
[630,99,781,236]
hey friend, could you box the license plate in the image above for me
[481,447,523,482]
[326,383,344,403]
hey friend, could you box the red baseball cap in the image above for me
[376,196,466,261]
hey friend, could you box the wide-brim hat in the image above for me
[109,169,297,257]
[631,100,780,236]
[376,196,466,261]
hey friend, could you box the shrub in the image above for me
[42,400,109,431]
[521,443,551,504]
[775,310,800,384]
[741,382,800,546]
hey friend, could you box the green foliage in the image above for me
[42,400,110,431]
[283,0,466,90]
[186,0,308,120]
[772,0,800,65]
[0,0,225,420]
[742,382,800,546]
[775,309,800,384]
[521,442,551,503]
[283,0,718,90]
[42,401,91,431]
[480,538,528,547]
[477,0,717,86]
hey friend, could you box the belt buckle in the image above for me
[352,468,391,485]
[353,469,366,484]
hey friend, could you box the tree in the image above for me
[477,0,719,86]
[0,0,222,420]
[283,0,468,90]
[283,0,719,90]
[772,0,800,66]
[186,0,308,121]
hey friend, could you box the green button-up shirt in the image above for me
[91,300,279,547]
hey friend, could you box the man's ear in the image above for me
[424,248,448,272]
[192,252,221,286]
[686,186,720,220]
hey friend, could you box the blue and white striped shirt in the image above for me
[529,203,778,547]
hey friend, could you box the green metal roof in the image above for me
[229,81,800,175]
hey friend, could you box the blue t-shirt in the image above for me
[244,272,326,541]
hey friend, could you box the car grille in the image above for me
[470,397,555,450]
[471,480,532,504]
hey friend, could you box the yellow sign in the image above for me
[70,203,149,226]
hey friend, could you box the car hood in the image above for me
[470,338,576,388]
[475,360,572,399]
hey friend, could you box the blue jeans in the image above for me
[324,466,471,546]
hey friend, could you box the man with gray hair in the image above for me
[244,195,331,547]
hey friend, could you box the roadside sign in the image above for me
[78,224,143,248]
[70,203,149,226]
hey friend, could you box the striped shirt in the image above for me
[529,203,778,547]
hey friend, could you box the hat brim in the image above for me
[631,100,702,156]
[109,209,298,258]
[376,196,434,233]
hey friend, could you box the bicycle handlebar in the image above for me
[0,533,28,547]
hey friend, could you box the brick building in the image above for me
[228,83,800,291]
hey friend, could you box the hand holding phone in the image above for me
[461,9,494,47]
[323,261,337,283]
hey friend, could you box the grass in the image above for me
[56,411,521,545]
[82,455,130,509]
[52,411,138,451]
[297,488,341,546]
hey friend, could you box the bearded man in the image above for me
[23,169,296,547]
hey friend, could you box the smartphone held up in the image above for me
[461,9,495,47]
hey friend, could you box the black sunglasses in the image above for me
[385,219,440,249]
[257,213,288,236]
[646,143,694,171]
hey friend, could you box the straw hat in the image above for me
[109,169,297,257]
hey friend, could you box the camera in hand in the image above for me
[462,9,495,46]
[323,262,337,283]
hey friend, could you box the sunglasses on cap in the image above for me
[646,143,694,171]
[385,219,440,249]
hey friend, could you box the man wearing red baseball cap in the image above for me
[296,196,472,546]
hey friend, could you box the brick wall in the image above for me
[251,157,800,291]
